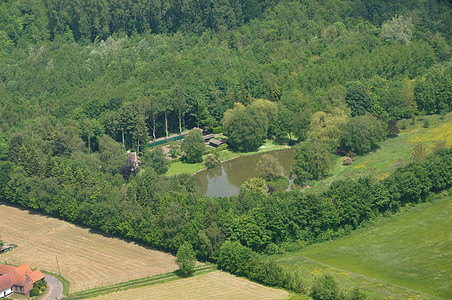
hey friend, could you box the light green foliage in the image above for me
[175,242,196,277]
[181,129,205,163]
[256,154,283,181]
[307,108,348,150]
[381,15,413,45]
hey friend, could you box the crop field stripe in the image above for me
[88,271,289,300]
[67,264,216,299]
[67,265,217,299]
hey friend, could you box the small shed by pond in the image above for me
[209,139,224,148]
[203,133,215,142]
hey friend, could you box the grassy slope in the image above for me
[308,113,452,192]
[274,195,452,299]
[166,139,288,176]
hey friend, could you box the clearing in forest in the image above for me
[272,195,452,299]
[0,204,178,293]
[90,270,289,300]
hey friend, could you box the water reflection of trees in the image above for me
[206,164,223,180]
[195,149,295,197]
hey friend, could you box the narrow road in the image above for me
[43,274,64,300]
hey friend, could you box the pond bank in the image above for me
[193,148,295,197]
[166,140,291,177]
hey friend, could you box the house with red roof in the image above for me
[0,263,45,298]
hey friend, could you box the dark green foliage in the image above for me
[341,115,386,155]
[345,84,373,117]
[294,141,332,183]
[0,0,451,294]
[142,147,170,175]
[176,242,196,277]
[181,129,205,163]
[310,274,339,300]
[223,107,267,152]
[99,135,127,175]
[30,279,47,297]
[414,66,452,114]
[387,120,399,137]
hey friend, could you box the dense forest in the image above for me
[1,0,451,294]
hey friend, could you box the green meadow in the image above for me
[307,113,452,192]
[273,194,452,299]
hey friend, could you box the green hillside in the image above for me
[273,194,452,299]
[306,112,452,192]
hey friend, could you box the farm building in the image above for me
[0,244,12,254]
[203,133,215,142]
[209,139,224,148]
[0,263,44,298]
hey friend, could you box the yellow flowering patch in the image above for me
[408,121,452,147]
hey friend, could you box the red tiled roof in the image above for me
[0,273,12,292]
[13,263,32,276]
[0,263,44,286]
[0,264,15,275]
[29,270,44,283]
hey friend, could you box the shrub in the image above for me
[343,287,368,300]
[310,274,339,300]
[212,126,223,134]
[343,157,353,166]
[388,120,399,137]
[204,154,219,169]
[423,119,430,128]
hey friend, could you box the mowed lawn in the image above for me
[274,196,452,299]
[91,271,289,300]
[0,204,178,292]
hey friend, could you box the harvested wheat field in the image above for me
[92,271,289,300]
[0,204,178,292]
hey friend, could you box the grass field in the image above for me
[0,204,179,293]
[166,139,288,176]
[308,113,452,191]
[272,194,452,299]
[90,271,289,300]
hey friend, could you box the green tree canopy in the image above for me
[181,129,205,163]
[293,141,332,183]
[142,147,170,175]
[256,154,283,181]
[175,241,196,277]
[340,115,386,155]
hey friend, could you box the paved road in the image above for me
[43,274,64,300]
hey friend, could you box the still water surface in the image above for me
[194,149,295,197]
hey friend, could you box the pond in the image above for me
[194,149,295,197]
